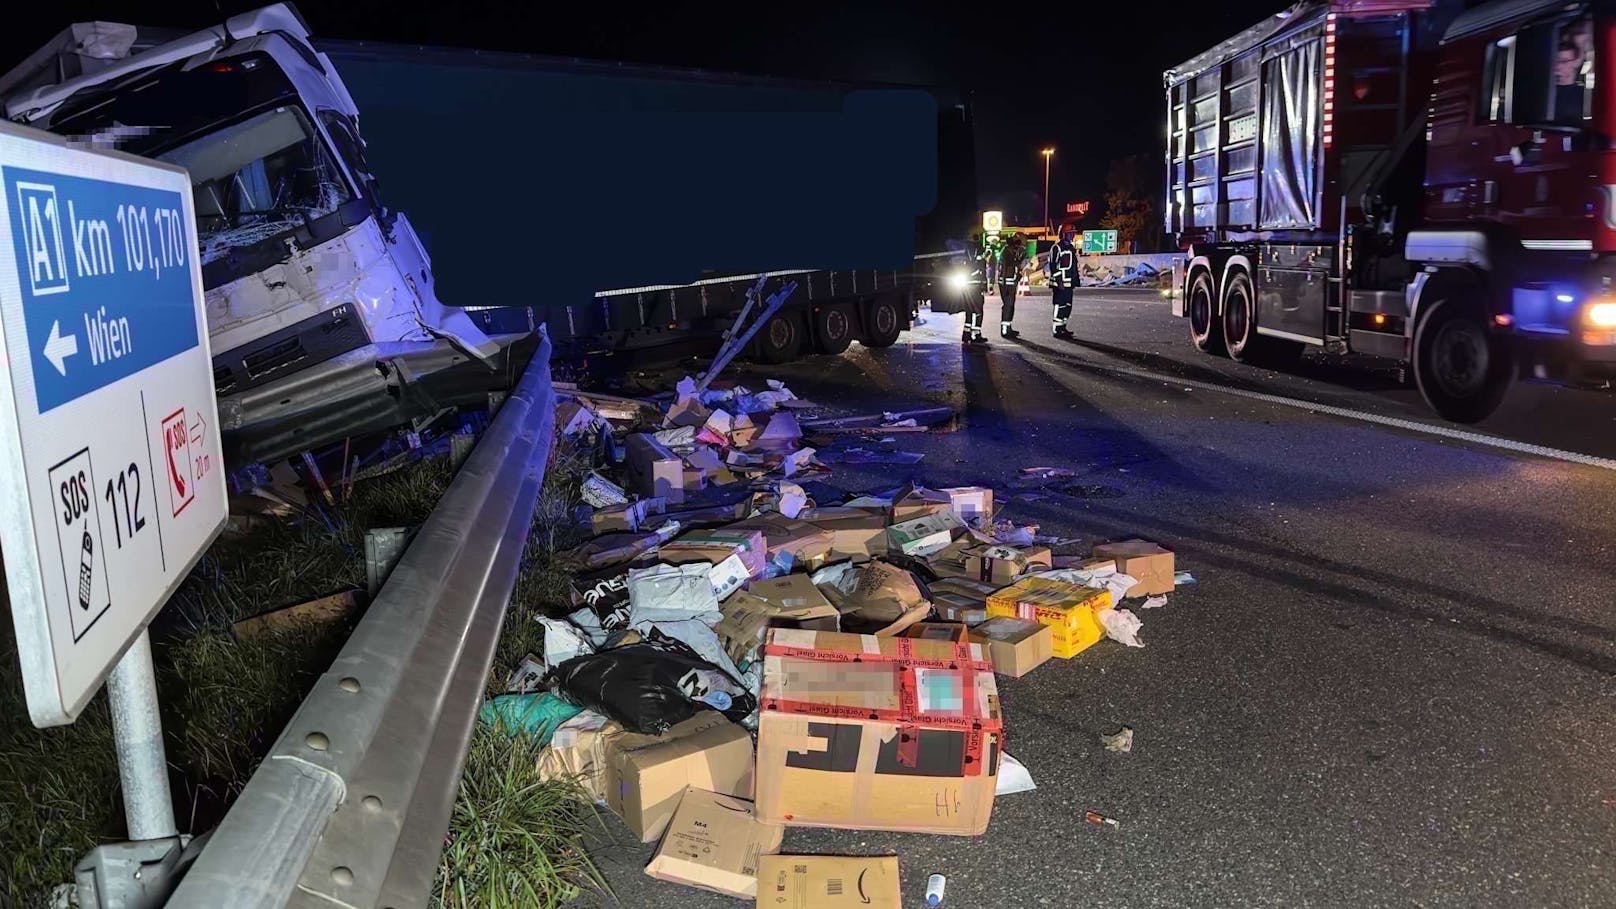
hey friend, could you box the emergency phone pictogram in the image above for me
[161,407,194,517]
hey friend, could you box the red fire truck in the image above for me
[1166,0,1616,422]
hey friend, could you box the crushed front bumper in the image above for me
[217,331,539,463]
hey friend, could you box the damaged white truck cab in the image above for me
[1,3,532,462]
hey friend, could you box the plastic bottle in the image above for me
[925,873,946,907]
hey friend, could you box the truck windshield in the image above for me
[157,106,352,265]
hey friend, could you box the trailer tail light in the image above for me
[1323,14,1337,150]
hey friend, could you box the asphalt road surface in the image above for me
[580,289,1616,908]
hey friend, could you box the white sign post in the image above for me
[0,123,224,836]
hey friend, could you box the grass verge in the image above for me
[432,724,606,909]
[0,455,455,908]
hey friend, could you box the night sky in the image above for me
[3,0,1291,223]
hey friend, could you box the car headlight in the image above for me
[946,271,970,291]
[1585,300,1616,328]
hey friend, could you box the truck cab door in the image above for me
[1492,15,1597,242]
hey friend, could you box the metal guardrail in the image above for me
[168,330,556,909]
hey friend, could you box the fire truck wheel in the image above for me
[813,304,855,355]
[1188,269,1225,354]
[1413,294,1513,424]
[757,312,804,364]
[1223,270,1258,362]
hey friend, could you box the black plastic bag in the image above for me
[549,631,755,735]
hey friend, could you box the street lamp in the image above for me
[1041,147,1056,237]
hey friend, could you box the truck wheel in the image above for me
[1413,295,1512,423]
[757,312,804,364]
[861,297,904,348]
[1188,269,1225,354]
[1222,271,1258,361]
[813,305,855,355]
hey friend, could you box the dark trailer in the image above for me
[318,41,978,363]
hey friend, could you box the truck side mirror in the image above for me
[1510,23,1557,125]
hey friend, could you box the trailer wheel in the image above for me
[1222,271,1258,361]
[862,297,904,348]
[813,305,855,355]
[757,312,804,364]
[1413,294,1512,423]
[1188,269,1225,354]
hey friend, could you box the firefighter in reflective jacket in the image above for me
[996,232,1028,339]
[1046,225,1079,340]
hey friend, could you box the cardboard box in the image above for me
[986,577,1112,659]
[627,433,689,504]
[940,486,994,526]
[716,589,840,663]
[963,544,1052,585]
[755,855,901,909]
[562,532,660,571]
[929,577,998,626]
[590,497,667,534]
[756,629,1002,836]
[891,485,955,523]
[902,621,971,644]
[799,507,888,559]
[662,528,768,578]
[644,788,783,899]
[817,561,933,637]
[918,537,975,580]
[537,712,617,801]
[1092,539,1175,597]
[887,511,964,558]
[604,713,757,842]
[727,514,835,570]
[969,617,1053,678]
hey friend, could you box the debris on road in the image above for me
[525,374,1191,896]
[997,753,1037,795]
[1100,607,1146,648]
[1102,726,1135,753]
[926,873,948,907]
[1084,810,1121,829]
[756,855,902,909]
[643,787,782,899]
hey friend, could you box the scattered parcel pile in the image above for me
[492,377,1188,903]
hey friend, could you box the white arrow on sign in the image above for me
[43,321,79,376]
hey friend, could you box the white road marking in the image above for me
[924,311,1616,472]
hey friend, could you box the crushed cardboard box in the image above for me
[627,433,691,504]
[644,787,783,899]
[902,621,971,644]
[963,543,1052,585]
[887,511,964,558]
[969,617,1054,678]
[716,578,840,663]
[987,577,1112,659]
[563,532,660,571]
[799,506,888,559]
[1092,539,1175,597]
[816,561,932,637]
[755,855,901,909]
[940,486,994,526]
[603,712,757,842]
[591,497,667,534]
[756,628,1002,836]
[728,513,835,570]
[891,485,955,523]
[662,528,767,579]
